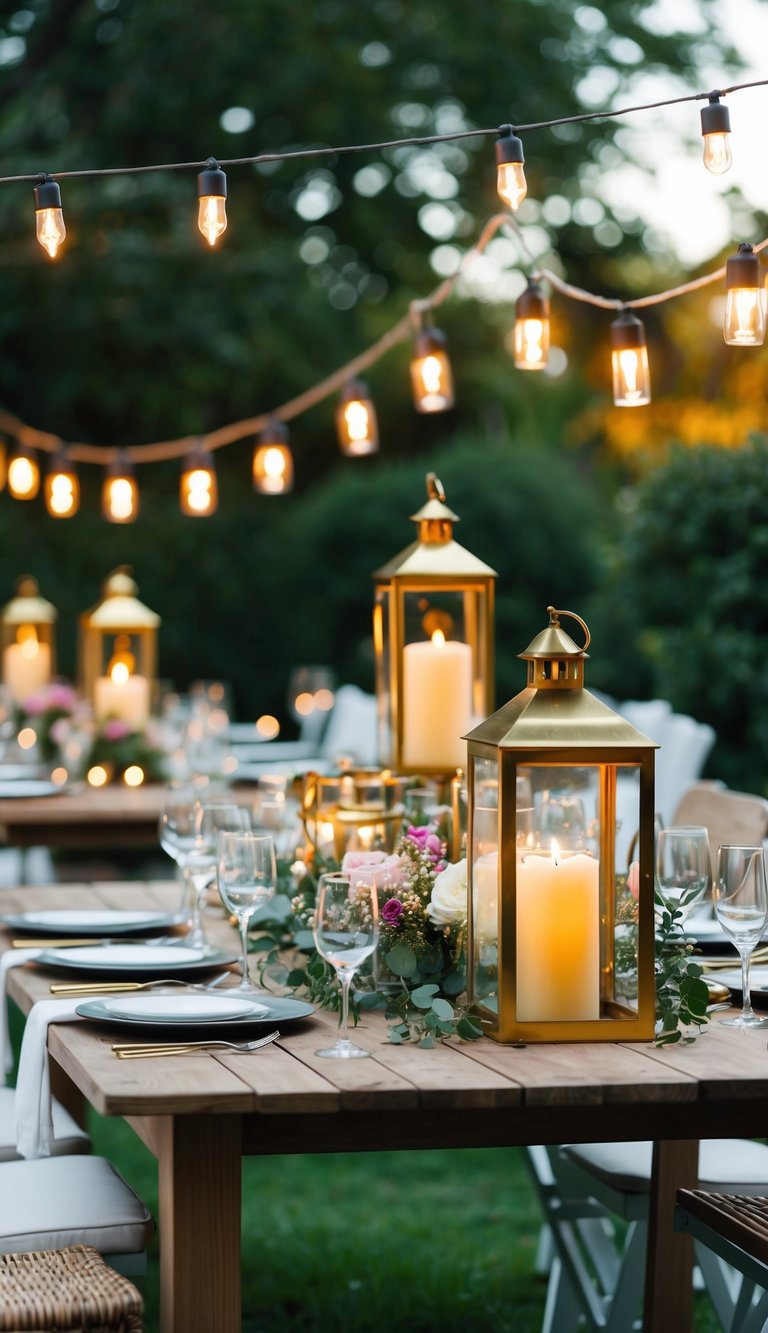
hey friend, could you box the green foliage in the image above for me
[654,887,710,1046]
[590,439,768,794]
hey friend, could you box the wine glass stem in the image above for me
[740,948,755,1020]
[338,970,353,1041]
[239,912,254,986]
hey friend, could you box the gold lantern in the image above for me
[301,770,407,861]
[1,576,56,704]
[373,473,496,777]
[466,606,657,1044]
[79,568,159,730]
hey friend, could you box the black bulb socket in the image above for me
[33,178,62,211]
[197,165,227,198]
[495,128,525,168]
[610,310,647,351]
[516,281,548,322]
[700,98,731,137]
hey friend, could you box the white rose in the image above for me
[427,858,468,927]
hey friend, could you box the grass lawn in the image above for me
[88,1113,722,1331]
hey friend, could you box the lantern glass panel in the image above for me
[471,754,500,1013]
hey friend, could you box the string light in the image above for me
[610,310,651,407]
[253,421,294,495]
[7,443,40,500]
[103,453,139,523]
[410,317,455,414]
[336,380,379,456]
[32,176,65,259]
[44,448,79,518]
[197,159,228,247]
[700,94,732,176]
[180,443,217,515]
[495,127,527,211]
[513,280,550,370]
[723,243,765,347]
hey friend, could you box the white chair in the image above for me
[319,684,378,766]
[0,1086,89,1160]
[615,700,715,826]
[0,1156,153,1275]
[526,1138,768,1331]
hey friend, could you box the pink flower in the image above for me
[341,849,402,890]
[21,692,49,716]
[45,684,78,711]
[49,717,70,745]
[627,860,640,901]
[405,825,444,869]
[102,718,132,741]
[381,898,404,926]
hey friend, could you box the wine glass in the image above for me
[158,782,202,924]
[184,802,251,947]
[655,825,712,923]
[217,832,276,993]
[713,844,768,1029]
[312,871,379,1059]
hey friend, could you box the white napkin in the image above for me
[15,998,82,1159]
[0,949,41,1081]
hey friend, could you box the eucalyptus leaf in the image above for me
[384,942,418,978]
[431,997,455,1020]
[411,983,440,1009]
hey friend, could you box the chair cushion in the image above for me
[561,1139,768,1196]
[0,1156,153,1255]
[0,1087,89,1162]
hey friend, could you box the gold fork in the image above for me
[112,1030,280,1058]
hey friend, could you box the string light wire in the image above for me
[0,75,766,468]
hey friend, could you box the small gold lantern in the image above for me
[301,770,406,862]
[79,567,159,730]
[466,606,657,1044]
[1,576,56,704]
[373,473,496,776]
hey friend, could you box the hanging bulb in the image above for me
[253,421,294,495]
[700,95,732,176]
[495,126,527,211]
[410,321,455,413]
[197,160,228,247]
[513,281,550,370]
[7,443,40,500]
[102,453,139,522]
[610,310,651,407]
[33,176,66,259]
[336,380,379,456]
[180,443,218,516]
[724,243,765,346]
[44,448,79,518]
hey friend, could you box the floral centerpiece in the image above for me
[16,683,84,762]
[15,684,168,783]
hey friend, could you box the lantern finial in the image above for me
[426,472,446,503]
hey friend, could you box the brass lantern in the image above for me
[466,606,657,1044]
[1,576,56,704]
[301,770,407,862]
[79,568,159,729]
[373,473,496,776]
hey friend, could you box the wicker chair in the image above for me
[0,1244,142,1332]
[676,1190,768,1333]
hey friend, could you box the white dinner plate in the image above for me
[704,965,768,995]
[36,943,237,976]
[101,994,268,1023]
[76,993,316,1029]
[687,914,768,949]
[0,780,61,798]
[1,909,182,936]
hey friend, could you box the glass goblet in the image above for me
[217,832,276,993]
[158,782,202,923]
[713,844,768,1029]
[184,802,251,948]
[655,825,712,924]
[312,871,379,1059]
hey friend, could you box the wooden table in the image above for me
[3,882,764,1333]
[0,784,257,851]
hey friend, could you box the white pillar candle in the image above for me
[402,631,472,771]
[516,844,600,1021]
[94,670,150,729]
[3,638,51,704]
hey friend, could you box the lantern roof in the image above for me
[466,684,658,749]
[82,567,160,630]
[374,473,497,580]
[2,576,57,625]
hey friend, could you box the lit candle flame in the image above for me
[550,838,560,867]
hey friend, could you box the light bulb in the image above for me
[7,445,40,499]
[724,244,765,346]
[197,162,228,246]
[495,128,527,210]
[253,421,294,494]
[513,281,550,370]
[103,455,139,522]
[336,380,379,455]
[33,178,65,259]
[410,324,455,413]
[610,311,651,407]
[180,445,217,516]
[700,96,732,176]
[44,450,79,518]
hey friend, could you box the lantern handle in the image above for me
[426,472,446,503]
[546,605,591,652]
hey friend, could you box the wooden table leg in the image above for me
[154,1113,243,1333]
[644,1138,698,1332]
